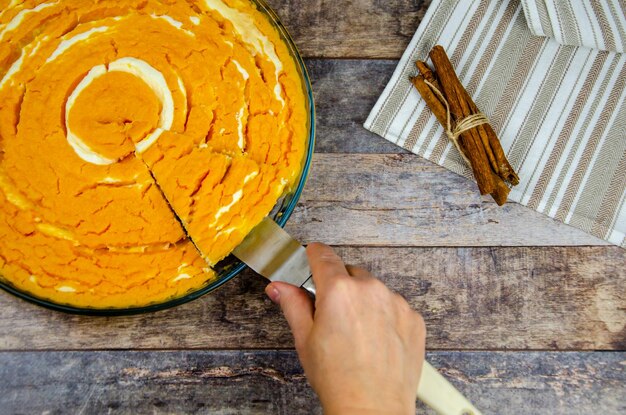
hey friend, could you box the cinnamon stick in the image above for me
[416,61,441,91]
[414,61,447,117]
[410,74,471,166]
[465,95,519,185]
[408,45,518,205]
[430,46,519,186]
[409,75,447,127]
[429,46,496,196]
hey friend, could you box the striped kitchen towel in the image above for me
[522,0,626,53]
[364,0,626,248]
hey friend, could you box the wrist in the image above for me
[322,399,415,415]
[315,380,416,415]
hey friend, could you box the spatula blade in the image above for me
[233,217,315,294]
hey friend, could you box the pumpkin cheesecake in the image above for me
[0,0,308,308]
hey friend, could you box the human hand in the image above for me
[265,243,426,415]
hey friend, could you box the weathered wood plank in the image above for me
[1,246,623,350]
[266,0,429,59]
[307,59,407,154]
[286,154,606,246]
[0,350,623,415]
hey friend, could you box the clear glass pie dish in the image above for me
[0,0,315,315]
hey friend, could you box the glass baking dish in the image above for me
[0,0,315,315]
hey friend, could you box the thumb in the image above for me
[266,282,314,346]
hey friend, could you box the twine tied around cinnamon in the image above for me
[423,79,489,167]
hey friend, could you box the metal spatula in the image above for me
[233,217,483,415]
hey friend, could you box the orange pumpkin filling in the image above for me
[0,0,307,309]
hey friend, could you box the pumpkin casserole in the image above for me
[0,0,308,308]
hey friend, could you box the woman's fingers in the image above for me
[345,265,372,279]
[306,243,350,292]
[266,282,314,349]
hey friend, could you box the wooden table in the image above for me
[1,1,624,414]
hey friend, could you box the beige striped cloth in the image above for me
[522,0,626,53]
[364,0,626,248]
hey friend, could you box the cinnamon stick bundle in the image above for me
[410,45,519,205]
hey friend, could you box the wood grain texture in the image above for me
[0,350,623,415]
[265,0,429,59]
[1,0,622,410]
[286,154,605,246]
[2,246,623,351]
[307,59,408,153]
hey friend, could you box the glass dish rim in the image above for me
[0,0,316,316]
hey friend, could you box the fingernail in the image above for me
[265,284,281,304]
